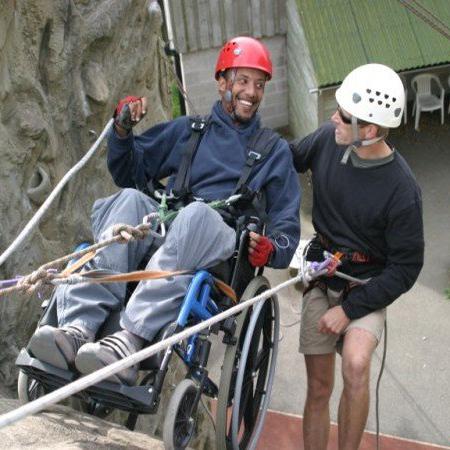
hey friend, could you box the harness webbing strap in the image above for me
[54,268,238,303]
[234,128,280,194]
[317,233,380,264]
[172,116,209,197]
[214,278,237,303]
[59,269,190,283]
[60,251,96,276]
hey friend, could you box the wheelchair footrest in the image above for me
[16,348,77,388]
[16,348,157,414]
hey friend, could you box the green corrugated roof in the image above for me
[296,0,450,87]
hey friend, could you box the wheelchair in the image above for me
[15,215,280,450]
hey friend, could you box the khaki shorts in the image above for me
[299,287,386,355]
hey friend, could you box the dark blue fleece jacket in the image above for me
[107,101,301,268]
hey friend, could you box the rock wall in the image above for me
[0,3,217,447]
[0,0,171,386]
[0,398,166,449]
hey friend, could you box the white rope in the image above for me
[0,271,318,429]
[0,119,114,268]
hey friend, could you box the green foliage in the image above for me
[445,288,450,300]
[171,83,181,118]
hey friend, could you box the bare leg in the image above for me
[338,328,377,450]
[303,353,335,450]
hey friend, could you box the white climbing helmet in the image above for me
[335,63,405,128]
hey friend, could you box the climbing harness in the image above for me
[165,117,281,228]
[170,115,210,200]
[316,233,381,265]
[139,113,280,233]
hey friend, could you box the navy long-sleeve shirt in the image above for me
[107,101,301,268]
[290,122,424,319]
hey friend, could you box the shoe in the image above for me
[29,325,94,370]
[75,330,142,385]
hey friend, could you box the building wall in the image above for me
[181,35,288,129]
[286,0,319,139]
[167,0,286,53]
[166,0,288,129]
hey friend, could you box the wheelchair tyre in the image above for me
[216,276,279,450]
[18,370,46,403]
[163,378,199,450]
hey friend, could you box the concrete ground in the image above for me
[261,110,450,447]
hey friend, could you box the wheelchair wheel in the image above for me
[163,378,199,450]
[17,370,46,403]
[216,276,280,450]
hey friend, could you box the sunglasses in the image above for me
[337,105,371,127]
[337,105,353,124]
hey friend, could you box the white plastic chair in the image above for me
[411,73,445,131]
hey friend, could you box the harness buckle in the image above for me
[191,120,206,132]
[248,150,261,161]
[154,189,176,200]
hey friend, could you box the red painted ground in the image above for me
[256,409,450,450]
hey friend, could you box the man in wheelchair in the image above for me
[27,36,300,387]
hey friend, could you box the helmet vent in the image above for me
[392,97,397,102]
[384,94,389,99]
[378,100,382,105]
[352,93,361,103]
[394,108,401,117]
[386,104,390,108]
[366,89,371,93]
[376,91,380,96]
[369,98,374,103]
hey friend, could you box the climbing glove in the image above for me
[114,96,145,132]
[249,235,274,267]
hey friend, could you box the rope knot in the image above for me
[18,268,57,294]
[112,223,150,243]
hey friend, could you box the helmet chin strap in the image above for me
[340,116,383,164]
[224,69,237,120]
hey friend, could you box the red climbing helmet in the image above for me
[215,36,272,80]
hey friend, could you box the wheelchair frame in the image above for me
[16,224,280,450]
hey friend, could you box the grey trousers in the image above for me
[56,188,236,341]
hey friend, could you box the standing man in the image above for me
[29,37,301,385]
[290,63,424,449]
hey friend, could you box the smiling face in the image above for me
[218,67,267,123]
